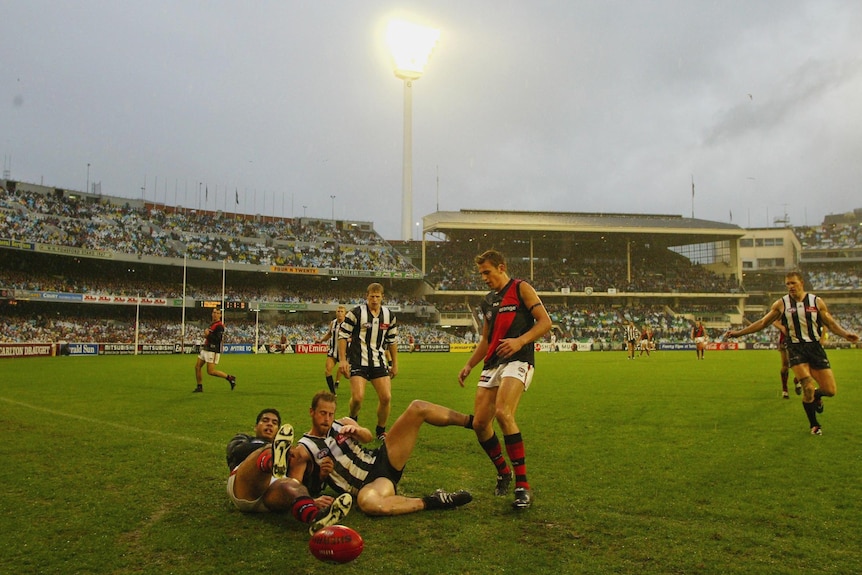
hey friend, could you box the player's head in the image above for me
[311,390,337,410]
[212,308,222,319]
[256,408,281,427]
[310,391,338,434]
[366,283,384,296]
[784,271,805,295]
[336,304,347,319]
[785,270,805,284]
[475,249,506,269]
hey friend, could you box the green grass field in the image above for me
[2,349,861,575]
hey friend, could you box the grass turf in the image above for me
[1,349,861,574]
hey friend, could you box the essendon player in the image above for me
[726,271,859,435]
[457,249,551,510]
[193,307,237,393]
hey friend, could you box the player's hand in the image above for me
[495,337,523,359]
[458,365,471,387]
[725,330,736,339]
[388,364,398,379]
[318,456,334,478]
[314,495,335,510]
[339,360,350,378]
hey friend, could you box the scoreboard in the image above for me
[197,300,247,310]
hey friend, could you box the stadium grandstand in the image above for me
[1,178,860,356]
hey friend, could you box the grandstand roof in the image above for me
[423,210,745,247]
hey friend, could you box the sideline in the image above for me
[0,395,221,447]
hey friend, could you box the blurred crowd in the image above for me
[2,184,860,346]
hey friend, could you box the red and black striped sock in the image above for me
[479,433,510,476]
[256,450,273,474]
[505,433,529,490]
[291,496,318,524]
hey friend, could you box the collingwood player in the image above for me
[725,271,859,435]
[338,283,398,440]
[316,305,346,395]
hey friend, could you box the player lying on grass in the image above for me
[289,391,473,516]
[226,407,352,534]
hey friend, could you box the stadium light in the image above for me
[387,19,439,241]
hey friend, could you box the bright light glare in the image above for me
[387,20,440,80]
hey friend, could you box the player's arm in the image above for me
[337,418,374,444]
[387,341,398,378]
[727,302,781,338]
[315,325,331,344]
[816,298,860,342]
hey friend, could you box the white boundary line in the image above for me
[0,396,221,447]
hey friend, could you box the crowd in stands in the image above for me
[0,186,416,272]
[3,183,861,349]
[0,304,468,347]
[795,222,862,250]
[424,239,741,294]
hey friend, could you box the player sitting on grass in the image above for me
[289,391,473,516]
[226,408,352,534]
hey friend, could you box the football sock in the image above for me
[802,401,819,428]
[291,496,318,524]
[479,434,510,476]
[780,369,788,392]
[505,433,529,490]
[256,450,273,474]
[464,414,474,429]
[375,425,386,437]
[326,375,335,394]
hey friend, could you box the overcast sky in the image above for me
[3,1,861,240]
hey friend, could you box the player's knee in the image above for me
[406,399,430,417]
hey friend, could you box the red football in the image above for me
[309,525,363,564]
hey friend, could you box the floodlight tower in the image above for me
[387,20,440,241]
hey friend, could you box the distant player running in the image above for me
[193,307,236,393]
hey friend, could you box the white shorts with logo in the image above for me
[198,350,220,364]
[478,361,534,391]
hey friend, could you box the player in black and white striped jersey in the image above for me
[725,271,859,435]
[316,305,346,395]
[337,283,399,440]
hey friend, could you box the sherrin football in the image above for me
[309,524,363,564]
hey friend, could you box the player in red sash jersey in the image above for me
[458,249,551,509]
[193,307,236,393]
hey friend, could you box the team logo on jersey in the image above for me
[380,323,390,329]
[499,304,517,313]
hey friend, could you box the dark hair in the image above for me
[475,249,506,267]
[311,391,337,410]
[785,270,805,283]
[256,408,281,426]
